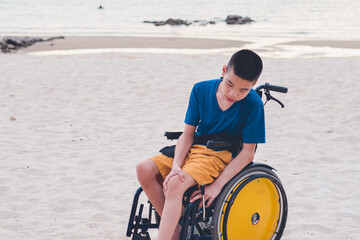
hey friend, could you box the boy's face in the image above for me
[220,65,257,103]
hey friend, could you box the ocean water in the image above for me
[1,0,360,42]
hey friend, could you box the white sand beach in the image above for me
[1,36,360,239]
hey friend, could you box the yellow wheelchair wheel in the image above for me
[212,165,287,240]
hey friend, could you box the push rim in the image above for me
[214,171,287,240]
[223,175,281,240]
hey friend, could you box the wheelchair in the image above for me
[127,83,288,240]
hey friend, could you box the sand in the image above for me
[1,36,359,239]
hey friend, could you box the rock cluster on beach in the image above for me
[144,18,193,26]
[225,15,254,25]
[0,36,64,53]
[144,15,253,26]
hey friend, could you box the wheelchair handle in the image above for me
[256,83,288,108]
[255,83,288,94]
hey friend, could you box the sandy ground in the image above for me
[1,37,360,239]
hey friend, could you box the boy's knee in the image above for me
[136,160,158,183]
[164,176,185,199]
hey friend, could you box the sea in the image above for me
[1,0,360,57]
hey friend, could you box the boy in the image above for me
[136,49,265,240]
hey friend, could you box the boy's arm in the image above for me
[163,124,196,191]
[190,143,256,207]
[213,143,256,188]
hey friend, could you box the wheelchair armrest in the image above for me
[164,131,183,140]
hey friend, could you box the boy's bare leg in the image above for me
[158,171,196,240]
[171,224,182,240]
[136,159,165,216]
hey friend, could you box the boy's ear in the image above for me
[221,65,227,77]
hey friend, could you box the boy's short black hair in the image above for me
[227,49,263,82]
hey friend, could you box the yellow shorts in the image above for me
[150,145,232,185]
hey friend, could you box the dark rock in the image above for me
[167,18,191,26]
[154,21,166,26]
[45,36,65,41]
[226,15,254,25]
[144,16,254,27]
[4,36,44,48]
[1,36,65,53]
[144,18,191,26]
[193,20,216,26]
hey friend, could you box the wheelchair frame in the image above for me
[127,83,288,240]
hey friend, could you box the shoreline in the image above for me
[1,35,359,53]
[19,36,250,52]
[281,40,360,49]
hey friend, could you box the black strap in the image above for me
[159,134,242,158]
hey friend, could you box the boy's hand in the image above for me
[189,182,222,209]
[163,164,185,191]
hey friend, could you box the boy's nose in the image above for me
[229,90,238,98]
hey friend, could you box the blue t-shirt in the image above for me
[185,79,265,144]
